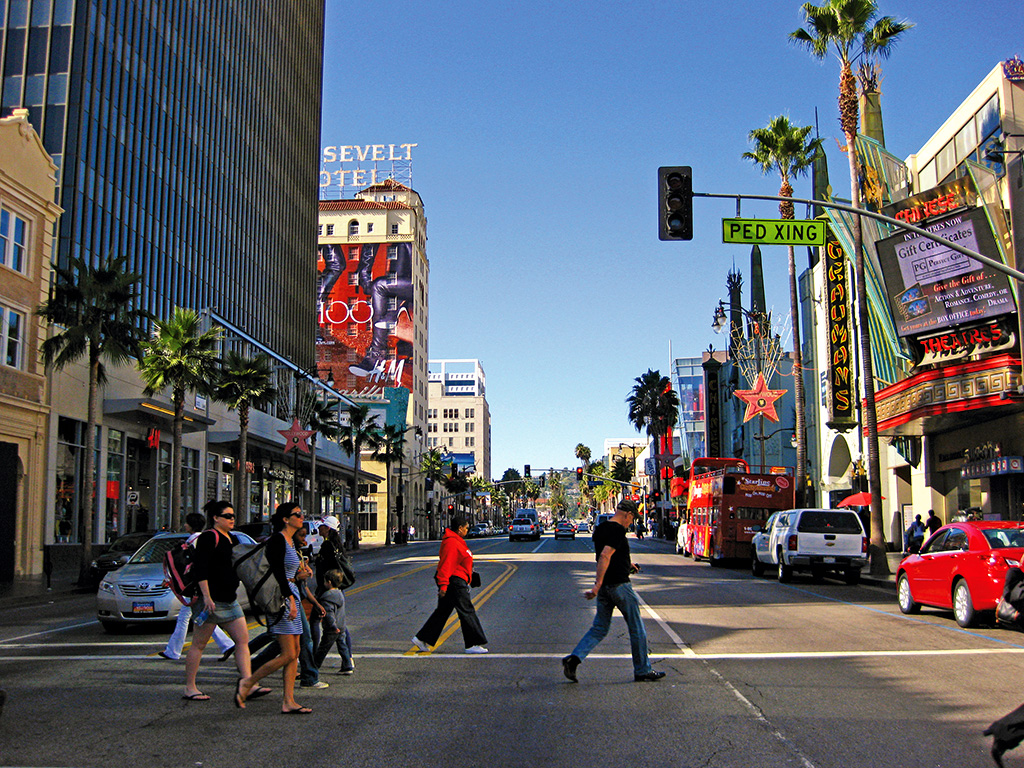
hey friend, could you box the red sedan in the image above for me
[896,521,1024,627]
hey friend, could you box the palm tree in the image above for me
[338,403,383,550]
[420,447,448,539]
[37,254,149,571]
[138,307,221,532]
[373,424,407,545]
[627,369,680,538]
[791,0,912,574]
[216,351,276,521]
[743,115,823,507]
[300,391,342,521]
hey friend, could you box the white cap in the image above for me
[319,515,341,532]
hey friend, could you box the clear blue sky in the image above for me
[321,0,1020,478]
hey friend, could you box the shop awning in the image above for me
[104,398,215,433]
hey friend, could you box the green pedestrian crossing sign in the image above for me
[722,218,826,246]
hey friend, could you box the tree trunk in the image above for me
[840,62,889,576]
[310,436,318,520]
[349,450,361,550]
[384,461,393,546]
[80,352,101,581]
[171,388,184,533]
[237,404,249,521]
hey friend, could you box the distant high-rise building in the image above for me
[427,360,491,482]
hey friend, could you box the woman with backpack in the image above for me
[183,500,261,702]
[236,501,312,714]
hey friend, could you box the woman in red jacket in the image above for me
[411,515,488,654]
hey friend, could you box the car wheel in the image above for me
[843,569,861,586]
[897,574,920,614]
[953,579,976,627]
[777,552,792,583]
[751,552,765,577]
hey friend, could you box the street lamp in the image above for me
[394,425,423,545]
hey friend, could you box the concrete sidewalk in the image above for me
[859,552,904,590]
[0,539,398,610]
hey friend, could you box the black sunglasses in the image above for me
[217,513,235,520]
[289,512,304,519]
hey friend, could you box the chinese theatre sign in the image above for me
[823,226,856,431]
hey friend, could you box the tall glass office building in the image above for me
[0,0,324,363]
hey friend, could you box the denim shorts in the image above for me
[211,600,244,624]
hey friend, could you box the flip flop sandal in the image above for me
[182,692,210,701]
[281,706,313,715]
[248,687,273,699]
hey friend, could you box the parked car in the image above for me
[510,517,542,542]
[751,508,867,584]
[554,521,576,540]
[468,523,490,538]
[576,521,591,533]
[896,521,1024,628]
[86,531,157,588]
[96,530,257,632]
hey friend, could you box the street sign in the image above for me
[722,218,826,246]
[126,491,140,506]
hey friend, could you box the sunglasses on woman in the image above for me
[217,513,235,520]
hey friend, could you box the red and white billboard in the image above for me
[316,241,413,395]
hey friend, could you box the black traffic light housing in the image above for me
[524,465,531,478]
[658,166,693,241]
[576,467,584,482]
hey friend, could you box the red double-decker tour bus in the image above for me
[678,457,794,565]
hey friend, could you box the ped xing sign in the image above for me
[722,218,826,246]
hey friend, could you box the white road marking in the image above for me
[0,620,100,643]
[637,593,697,656]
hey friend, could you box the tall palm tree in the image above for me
[37,254,149,570]
[300,391,342,521]
[420,447,447,539]
[373,424,407,545]
[627,369,680,538]
[338,403,383,550]
[791,0,911,574]
[743,115,823,507]
[138,307,221,532]
[216,351,276,521]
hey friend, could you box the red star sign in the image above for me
[734,373,786,423]
[279,418,316,454]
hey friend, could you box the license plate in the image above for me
[132,601,155,614]
[822,556,836,564]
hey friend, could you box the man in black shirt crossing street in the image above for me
[562,499,665,683]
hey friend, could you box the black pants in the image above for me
[416,577,487,648]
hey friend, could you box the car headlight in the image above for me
[98,580,116,594]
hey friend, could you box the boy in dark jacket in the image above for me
[314,569,354,674]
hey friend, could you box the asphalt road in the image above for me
[1,533,1022,768]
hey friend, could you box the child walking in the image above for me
[314,569,354,675]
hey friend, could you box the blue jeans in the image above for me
[570,581,651,676]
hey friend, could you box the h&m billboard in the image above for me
[317,242,413,395]
[876,205,1015,339]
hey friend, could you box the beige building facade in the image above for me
[317,181,429,541]
[0,110,61,580]
[427,359,491,482]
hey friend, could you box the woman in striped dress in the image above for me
[236,501,311,714]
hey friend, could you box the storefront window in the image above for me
[158,444,171,528]
[206,452,220,504]
[54,416,83,542]
[183,447,200,516]
[105,429,124,541]
[220,455,234,505]
[358,501,378,534]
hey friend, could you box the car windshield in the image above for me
[128,536,184,564]
[984,528,1024,549]
[513,519,530,524]
[796,511,862,534]
[109,535,148,553]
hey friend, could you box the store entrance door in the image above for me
[125,438,155,532]
[0,442,18,582]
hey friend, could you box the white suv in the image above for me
[751,508,868,584]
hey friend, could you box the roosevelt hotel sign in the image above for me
[319,143,417,196]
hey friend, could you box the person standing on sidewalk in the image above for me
[562,499,664,683]
[411,514,488,654]
[160,512,234,662]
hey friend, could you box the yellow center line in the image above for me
[404,563,518,656]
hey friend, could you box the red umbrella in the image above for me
[838,491,883,507]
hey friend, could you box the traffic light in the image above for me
[539,474,545,488]
[524,465,531,478]
[658,166,693,241]
[449,462,457,478]
[576,467,583,483]
[447,504,455,513]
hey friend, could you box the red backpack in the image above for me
[164,537,201,607]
